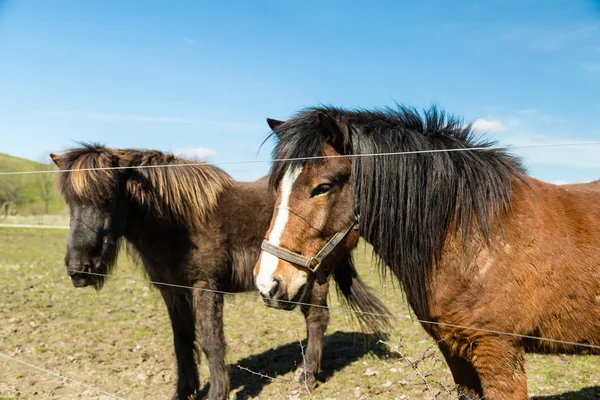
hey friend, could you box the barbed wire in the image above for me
[70,270,600,351]
[2,260,599,400]
[0,351,127,399]
[1,141,600,176]
[3,140,600,398]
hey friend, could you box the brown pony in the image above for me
[50,144,391,400]
[253,106,600,400]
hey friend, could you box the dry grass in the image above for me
[1,227,599,399]
[0,214,69,226]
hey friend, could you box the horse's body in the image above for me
[253,106,600,400]
[51,145,390,400]
[426,175,600,398]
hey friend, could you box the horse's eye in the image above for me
[310,183,333,197]
[100,196,111,206]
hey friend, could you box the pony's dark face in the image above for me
[50,153,127,289]
[254,143,359,309]
[64,196,127,289]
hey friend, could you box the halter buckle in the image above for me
[260,216,359,285]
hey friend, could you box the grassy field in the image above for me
[0,153,66,216]
[1,227,599,399]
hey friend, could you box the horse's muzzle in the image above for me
[260,282,307,311]
[65,261,94,288]
[68,272,93,287]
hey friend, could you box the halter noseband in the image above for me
[260,216,359,285]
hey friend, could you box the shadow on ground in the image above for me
[197,331,392,400]
[533,386,600,400]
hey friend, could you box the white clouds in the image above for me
[472,119,508,133]
[495,133,600,169]
[173,147,217,161]
[552,179,594,185]
[470,112,600,170]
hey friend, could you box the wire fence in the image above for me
[1,141,600,176]
[2,141,600,398]
[66,270,600,352]
[4,264,600,399]
[0,351,127,399]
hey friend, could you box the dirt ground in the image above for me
[1,227,599,399]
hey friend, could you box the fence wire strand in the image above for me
[71,270,600,351]
[1,141,600,176]
[3,139,600,397]
[0,351,127,399]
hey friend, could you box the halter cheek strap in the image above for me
[260,216,359,285]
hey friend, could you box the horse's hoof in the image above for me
[298,370,317,389]
[170,392,195,400]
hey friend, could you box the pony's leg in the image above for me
[299,280,330,388]
[438,342,483,399]
[160,290,199,400]
[193,281,229,400]
[468,337,528,400]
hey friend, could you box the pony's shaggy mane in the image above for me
[54,143,233,230]
[268,105,525,317]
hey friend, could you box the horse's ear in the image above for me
[316,112,351,152]
[266,118,285,133]
[49,153,61,166]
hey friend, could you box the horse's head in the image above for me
[51,144,232,289]
[50,148,128,289]
[254,113,360,310]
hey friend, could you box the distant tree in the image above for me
[36,156,57,214]
[0,156,26,208]
[0,174,24,206]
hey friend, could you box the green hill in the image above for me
[0,153,66,215]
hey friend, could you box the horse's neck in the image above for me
[214,181,272,292]
[122,208,198,286]
[122,206,165,261]
[120,209,151,270]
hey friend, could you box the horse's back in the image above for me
[432,175,600,353]
[561,179,600,195]
[506,176,600,350]
[557,179,600,219]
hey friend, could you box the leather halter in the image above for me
[260,216,359,285]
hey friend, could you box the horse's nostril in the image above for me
[65,259,93,276]
[268,279,280,298]
[65,260,80,276]
[270,275,288,298]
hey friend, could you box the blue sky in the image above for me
[0,0,599,182]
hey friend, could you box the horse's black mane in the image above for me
[268,105,525,317]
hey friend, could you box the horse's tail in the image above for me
[331,256,393,337]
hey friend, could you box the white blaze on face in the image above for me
[256,165,303,295]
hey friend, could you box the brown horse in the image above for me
[253,106,600,400]
[50,144,391,400]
